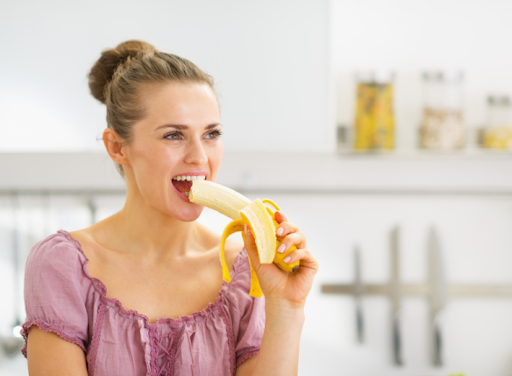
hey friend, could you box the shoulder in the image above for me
[23,231,92,356]
[25,230,89,289]
[27,230,86,266]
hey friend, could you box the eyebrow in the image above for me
[156,123,221,131]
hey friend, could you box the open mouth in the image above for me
[172,175,206,198]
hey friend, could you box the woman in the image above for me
[21,40,318,376]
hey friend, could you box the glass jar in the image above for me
[483,95,512,149]
[353,71,395,151]
[420,71,464,149]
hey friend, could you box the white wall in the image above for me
[331,0,512,151]
[0,0,330,152]
[287,194,512,376]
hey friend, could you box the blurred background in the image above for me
[1,0,512,375]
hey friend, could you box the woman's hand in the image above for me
[243,211,318,309]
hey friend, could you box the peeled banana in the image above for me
[189,180,300,297]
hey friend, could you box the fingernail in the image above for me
[276,227,284,236]
[277,244,287,253]
[284,256,291,263]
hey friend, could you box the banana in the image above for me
[189,180,300,297]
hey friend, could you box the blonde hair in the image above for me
[88,40,215,176]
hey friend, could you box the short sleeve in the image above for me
[225,248,266,368]
[21,233,90,357]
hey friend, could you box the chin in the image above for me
[171,205,204,222]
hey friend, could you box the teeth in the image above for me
[183,192,190,197]
[173,175,207,181]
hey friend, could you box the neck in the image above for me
[93,188,201,262]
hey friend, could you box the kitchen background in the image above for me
[1,0,512,375]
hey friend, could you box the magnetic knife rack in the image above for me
[322,283,512,298]
[320,226,512,368]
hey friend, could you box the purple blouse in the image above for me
[21,230,265,376]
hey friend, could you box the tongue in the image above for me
[173,180,192,193]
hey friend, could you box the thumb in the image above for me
[244,225,261,270]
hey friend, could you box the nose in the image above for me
[184,138,208,166]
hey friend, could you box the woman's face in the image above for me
[122,81,222,222]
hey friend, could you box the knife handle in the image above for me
[433,314,443,367]
[356,302,364,343]
[392,313,403,366]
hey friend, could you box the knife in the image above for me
[354,245,364,343]
[428,227,448,367]
[390,226,403,366]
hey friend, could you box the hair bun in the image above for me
[88,40,158,104]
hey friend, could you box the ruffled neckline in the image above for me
[56,229,246,327]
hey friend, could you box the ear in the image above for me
[103,128,129,166]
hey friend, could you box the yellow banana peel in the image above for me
[189,180,300,297]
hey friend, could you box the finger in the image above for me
[275,221,299,237]
[243,225,261,269]
[276,232,307,254]
[274,211,288,224]
[282,248,319,274]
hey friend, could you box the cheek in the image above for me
[131,141,180,173]
[209,144,223,179]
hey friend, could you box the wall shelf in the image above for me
[1,152,511,196]
[336,148,512,159]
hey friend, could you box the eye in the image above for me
[164,131,183,140]
[205,130,222,139]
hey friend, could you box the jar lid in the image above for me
[422,70,464,82]
[488,95,511,106]
[355,70,395,84]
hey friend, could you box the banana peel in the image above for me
[189,180,300,297]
